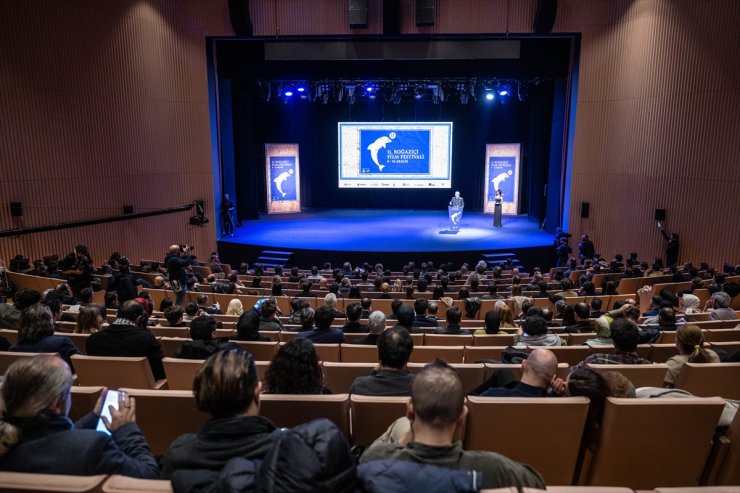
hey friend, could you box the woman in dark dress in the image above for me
[493,189,503,228]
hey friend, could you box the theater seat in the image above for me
[322,362,377,393]
[407,362,485,394]
[69,386,104,422]
[0,351,57,375]
[102,475,172,493]
[581,397,725,488]
[649,343,679,363]
[675,362,740,400]
[158,337,188,357]
[259,393,351,438]
[341,344,378,363]
[350,394,409,447]
[161,357,203,390]
[71,355,166,390]
[232,340,279,361]
[522,488,633,493]
[465,396,590,485]
[408,345,464,364]
[423,334,473,346]
[483,362,570,381]
[472,334,517,346]
[538,345,591,365]
[463,345,508,363]
[588,363,670,387]
[0,472,106,492]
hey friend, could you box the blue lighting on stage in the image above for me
[366,85,374,92]
[485,92,494,101]
[499,89,509,96]
[284,90,293,97]
[296,86,305,93]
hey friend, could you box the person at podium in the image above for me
[448,191,464,231]
[449,191,464,208]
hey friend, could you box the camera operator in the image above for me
[165,245,193,306]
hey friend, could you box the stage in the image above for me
[217,209,556,271]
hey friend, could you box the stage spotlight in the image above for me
[366,84,374,92]
[346,85,356,105]
[296,85,305,93]
[498,89,509,97]
[485,92,494,101]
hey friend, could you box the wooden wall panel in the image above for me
[0,0,232,266]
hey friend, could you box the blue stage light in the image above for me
[366,85,374,92]
[485,92,494,101]
[499,89,509,96]
[284,90,294,97]
[296,86,305,93]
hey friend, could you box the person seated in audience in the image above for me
[0,355,159,477]
[86,300,166,380]
[593,300,638,336]
[514,316,563,346]
[0,288,41,330]
[159,298,174,313]
[589,297,604,318]
[287,298,309,324]
[554,278,578,298]
[476,348,563,397]
[292,306,315,332]
[474,310,502,335]
[75,306,104,334]
[481,282,502,300]
[236,307,270,341]
[386,298,403,320]
[563,303,595,333]
[647,306,678,331]
[496,304,518,330]
[175,315,237,359]
[342,303,368,334]
[642,295,663,317]
[270,278,284,297]
[678,292,701,315]
[196,294,221,315]
[104,291,119,310]
[578,280,596,297]
[108,259,139,304]
[350,326,415,396]
[323,292,346,319]
[353,310,387,345]
[413,298,437,327]
[434,306,470,334]
[392,303,418,333]
[663,324,720,388]
[183,302,200,322]
[574,318,652,368]
[360,297,373,319]
[705,291,737,320]
[160,349,277,479]
[258,299,283,332]
[42,297,69,332]
[10,303,81,367]
[297,305,344,343]
[306,265,324,282]
[360,360,545,489]
[225,298,244,316]
[379,282,392,299]
[263,338,331,394]
[160,305,187,327]
[540,307,559,327]
[427,301,442,320]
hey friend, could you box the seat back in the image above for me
[536,345,591,365]
[259,394,350,438]
[149,327,190,338]
[71,355,157,389]
[583,397,725,488]
[407,363,485,394]
[120,388,210,456]
[162,357,204,390]
[102,475,173,493]
[463,345,508,363]
[158,337,189,357]
[350,394,409,447]
[322,362,376,393]
[65,333,91,352]
[704,328,740,342]
[588,363,670,388]
[423,334,473,346]
[408,345,464,364]
[472,333,516,346]
[484,362,570,381]
[231,340,279,361]
[566,333,598,346]
[0,351,57,375]
[675,363,740,400]
[648,343,679,363]
[0,472,107,492]
[464,396,590,485]
[340,344,378,363]
[311,343,341,362]
[69,386,104,422]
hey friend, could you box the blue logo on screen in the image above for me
[360,129,431,174]
[270,156,296,201]
[488,157,515,201]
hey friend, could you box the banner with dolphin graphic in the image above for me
[265,143,301,214]
[483,143,520,215]
[338,122,452,189]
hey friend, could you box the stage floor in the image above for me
[221,209,553,253]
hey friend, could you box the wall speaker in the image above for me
[228,0,253,36]
[349,0,368,28]
[10,202,22,217]
[533,0,558,33]
[383,0,401,34]
[123,205,134,215]
[654,209,666,222]
[416,0,435,26]
[580,202,590,219]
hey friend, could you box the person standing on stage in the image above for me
[449,191,464,208]
[449,191,464,231]
[221,194,236,237]
[493,189,503,228]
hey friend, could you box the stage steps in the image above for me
[256,250,294,268]
[480,252,526,273]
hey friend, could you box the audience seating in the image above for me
[463,346,508,363]
[532,346,590,365]
[69,386,104,422]
[149,327,190,338]
[158,337,188,357]
[340,344,378,363]
[407,345,464,364]
[310,342,341,362]
[649,344,679,363]
[279,330,298,342]
[0,351,57,374]
[701,404,740,486]
[580,397,726,488]
[119,388,209,456]
[703,328,740,342]
[674,363,740,400]
[465,396,590,485]
[71,355,167,390]
[483,362,571,381]
[472,333,517,346]
[0,328,18,344]
[231,340,279,361]
[0,472,107,492]
[588,363,670,387]
[708,341,740,356]
[423,333,473,346]
[407,362,485,394]
[102,475,173,493]
[63,333,91,352]
[567,333,599,346]
[259,393,351,438]
[161,357,203,390]
[322,362,377,393]
[349,394,409,447]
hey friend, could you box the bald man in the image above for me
[479,348,560,397]
[164,244,192,305]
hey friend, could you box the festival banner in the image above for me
[483,143,520,215]
[265,143,300,214]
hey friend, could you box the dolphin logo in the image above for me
[367,135,393,171]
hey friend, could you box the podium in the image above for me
[448,205,463,231]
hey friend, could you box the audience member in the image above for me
[663,324,720,388]
[474,310,502,335]
[323,293,346,319]
[479,348,561,397]
[352,311,386,345]
[75,306,104,334]
[174,315,237,359]
[563,303,594,333]
[0,288,40,330]
[434,306,470,334]
[225,298,244,316]
[515,316,563,346]
[350,326,414,396]
[258,299,283,332]
[575,318,652,368]
[706,291,736,320]
[9,303,81,367]
[235,307,270,342]
[298,305,344,343]
[342,303,368,334]
[162,305,187,327]
[264,339,330,394]
[413,298,437,327]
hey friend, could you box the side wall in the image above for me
[0,1,232,265]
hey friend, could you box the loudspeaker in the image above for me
[533,0,558,33]
[416,0,435,26]
[228,0,253,36]
[654,209,666,222]
[383,0,401,34]
[10,202,22,217]
[123,205,134,215]
[580,202,590,219]
[349,0,368,28]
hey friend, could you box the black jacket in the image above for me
[174,338,238,359]
[86,321,165,380]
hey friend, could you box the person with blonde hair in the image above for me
[75,306,104,334]
[225,298,244,316]
[0,355,158,477]
[663,324,720,388]
[496,304,518,329]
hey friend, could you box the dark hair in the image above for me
[445,305,462,324]
[411,360,464,429]
[299,307,315,329]
[185,302,199,317]
[457,287,470,300]
[79,288,93,303]
[396,304,415,328]
[18,304,55,342]
[659,307,676,325]
[13,289,41,311]
[314,305,335,329]
[414,298,429,316]
[159,298,174,312]
[574,302,590,320]
[346,303,362,322]
[590,298,603,310]
[361,297,372,310]
[523,316,548,336]
[676,324,713,363]
[189,315,217,340]
[264,339,325,394]
[193,349,258,418]
[117,299,144,322]
[609,318,640,352]
[378,326,413,369]
[261,299,278,318]
[484,310,501,334]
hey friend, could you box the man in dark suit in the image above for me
[353,311,386,345]
[342,303,368,334]
[297,305,345,344]
[350,326,415,396]
[412,299,437,328]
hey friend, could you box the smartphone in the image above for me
[95,390,123,435]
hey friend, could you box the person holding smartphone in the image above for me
[0,355,159,478]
